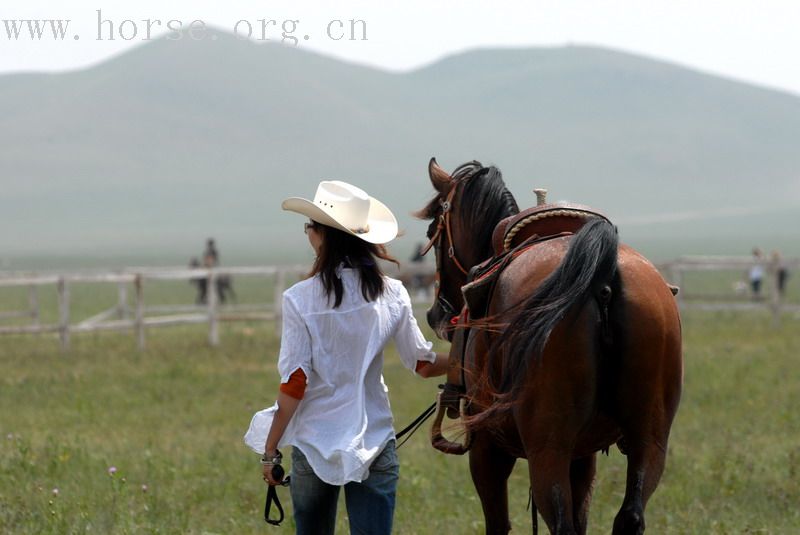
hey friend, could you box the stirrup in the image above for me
[430,391,472,455]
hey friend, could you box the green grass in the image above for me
[1,307,799,533]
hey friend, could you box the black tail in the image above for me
[492,218,619,396]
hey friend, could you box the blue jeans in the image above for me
[290,441,399,535]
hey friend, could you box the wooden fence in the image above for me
[0,263,434,352]
[657,255,799,325]
[0,256,795,351]
[0,266,309,351]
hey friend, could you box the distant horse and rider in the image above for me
[417,158,683,535]
[189,238,236,305]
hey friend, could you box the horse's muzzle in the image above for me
[427,303,456,341]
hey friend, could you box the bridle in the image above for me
[419,177,472,324]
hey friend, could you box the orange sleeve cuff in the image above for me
[415,360,431,374]
[280,368,307,400]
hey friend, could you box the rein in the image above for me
[263,466,290,526]
[395,401,437,447]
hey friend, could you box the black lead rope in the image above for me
[396,400,437,448]
[262,401,437,526]
[264,465,290,526]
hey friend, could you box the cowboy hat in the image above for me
[281,181,398,244]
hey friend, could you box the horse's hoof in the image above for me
[613,508,645,535]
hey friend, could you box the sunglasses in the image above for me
[303,222,316,234]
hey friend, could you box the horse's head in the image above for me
[415,158,519,340]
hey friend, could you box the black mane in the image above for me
[418,161,519,260]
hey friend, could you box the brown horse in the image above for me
[417,159,683,535]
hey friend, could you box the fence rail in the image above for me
[0,266,310,351]
[0,264,435,351]
[0,256,795,351]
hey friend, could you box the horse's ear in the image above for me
[428,157,452,192]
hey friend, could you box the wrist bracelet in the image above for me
[261,449,283,465]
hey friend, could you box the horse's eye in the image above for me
[427,222,437,239]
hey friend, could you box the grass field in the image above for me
[1,300,799,533]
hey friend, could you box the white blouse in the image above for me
[244,267,435,485]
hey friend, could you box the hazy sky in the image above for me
[1,0,799,95]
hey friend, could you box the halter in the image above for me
[418,177,473,326]
[419,180,471,276]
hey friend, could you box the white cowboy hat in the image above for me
[281,180,399,244]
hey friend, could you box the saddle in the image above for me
[463,201,611,319]
[492,202,611,256]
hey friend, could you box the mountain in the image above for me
[1,31,798,266]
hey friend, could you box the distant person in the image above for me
[189,257,208,305]
[749,247,765,299]
[203,238,219,268]
[772,250,789,298]
[200,238,235,304]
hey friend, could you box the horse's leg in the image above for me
[228,280,237,303]
[469,433,516,535]
[528,448,576,535]
[612,255,682,535]
[611,390,678,533]
[521,309,600,535]
[199,278,207,304]
[611,435,667,535]
[568,454,596,535]
[217,279,226,304]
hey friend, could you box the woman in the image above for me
[261,180,448,535]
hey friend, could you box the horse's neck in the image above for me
[477,213,511,264]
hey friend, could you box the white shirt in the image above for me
[749,264,764,282]
[273,268,434,485]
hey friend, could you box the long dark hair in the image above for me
[309,223,399,308]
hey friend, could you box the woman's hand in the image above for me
[261,449,284,486]
[417,352,450,378]
[262,462,281,486]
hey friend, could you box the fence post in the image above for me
[57,278,70,352]
[207,269,219,346]
[770,255,782,327]
[28,284,40,330]
[117,281,129,319]
[274,269,286,337]
[134,274,145,350]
